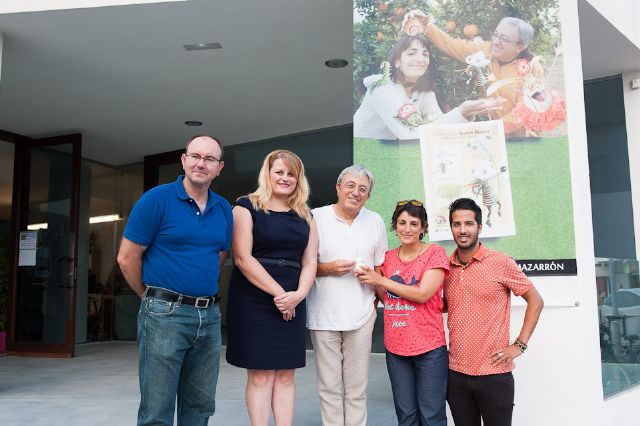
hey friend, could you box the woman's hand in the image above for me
[355,266,382,287]
[459,97,505,120]
[274,290,304,314]
[282,308,295,321]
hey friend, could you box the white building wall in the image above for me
[511,2,640,425]
[586,0,640,48]
[505,1,608,424]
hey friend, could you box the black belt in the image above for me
[255,257,301,269]
[145,286,220,308]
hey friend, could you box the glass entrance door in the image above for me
[9,134,81,357]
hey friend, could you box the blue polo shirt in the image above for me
[124,176,233,297]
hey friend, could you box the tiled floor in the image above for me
[0,341,398,425]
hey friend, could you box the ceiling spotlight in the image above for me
[184,42,223,51]
[325,58,348,68]
[185,121,203,126]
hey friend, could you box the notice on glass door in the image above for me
[19,231,37,250]
[18,231,38,266]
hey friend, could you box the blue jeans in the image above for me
[137,294,222,426]
[386,345,448,426]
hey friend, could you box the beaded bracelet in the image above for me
[513,338,528,353]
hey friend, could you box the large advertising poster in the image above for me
[353,0,576,275]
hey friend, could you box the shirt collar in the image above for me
[173,175,220,208]
[450,242,487,266]
[331,204,365,223]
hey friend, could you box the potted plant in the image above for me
[0,233,9,354]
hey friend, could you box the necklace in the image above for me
[399,242,426,262]
[456,252,469,266]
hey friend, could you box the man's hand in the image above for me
[490,344,522,366]
[401,9,430,35]
[318,259,356,276]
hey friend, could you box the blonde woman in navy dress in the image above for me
[226,150,318,426]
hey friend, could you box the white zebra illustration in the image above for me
[469,159,507,227]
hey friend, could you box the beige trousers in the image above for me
[310,308,377,426]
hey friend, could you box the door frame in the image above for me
[143,148,182,192]
[6,132,82,357]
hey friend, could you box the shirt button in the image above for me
[189,199,193,202]
[196,212,200,215]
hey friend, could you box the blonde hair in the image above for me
[248,150,312,224]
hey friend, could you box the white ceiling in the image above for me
[578,0,640,80]
[0,0,352,165]
[0,0,638,166]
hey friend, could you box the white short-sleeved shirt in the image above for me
[306,205,388,331]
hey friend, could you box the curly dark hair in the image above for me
[391,200,428,240]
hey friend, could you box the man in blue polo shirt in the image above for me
[118,134,233,426]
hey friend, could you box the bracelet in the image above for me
[513,338,528,353]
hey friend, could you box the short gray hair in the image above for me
[337,165,375,195]
[499,17,534,48]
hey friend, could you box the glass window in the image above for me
[585,77,640,396]
[596,259,640,396]
[79,160,143,342]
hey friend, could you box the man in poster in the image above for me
[444,198,544,425]
[402,11,544,136]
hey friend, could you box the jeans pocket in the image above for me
[145,298,176,316]
[212,303,222,319]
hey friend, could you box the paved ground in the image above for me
[0,341,398,425]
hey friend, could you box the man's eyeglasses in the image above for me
[491,32,519,44]
[185,153,221,166]
[396,199,423,207]
[342,182,370,195]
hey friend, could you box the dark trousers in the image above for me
[446,369,514,426]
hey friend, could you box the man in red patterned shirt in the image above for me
[444,198,544,426]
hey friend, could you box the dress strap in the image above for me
[234,196,256,220]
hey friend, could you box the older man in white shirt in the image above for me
[307,165,388,426]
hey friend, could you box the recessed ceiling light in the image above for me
[185,121,203,126]
[184,42,222,51]
[325,58,348,68]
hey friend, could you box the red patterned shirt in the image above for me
[444,243,533,375]
[381,244,450,356]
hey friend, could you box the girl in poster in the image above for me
[353,33,503,140]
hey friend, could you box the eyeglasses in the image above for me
[185,153,221,166]
[396,199,423,207]
[342,182,370,195]
[491,32,519,44]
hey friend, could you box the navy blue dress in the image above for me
[226,197,310,369]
